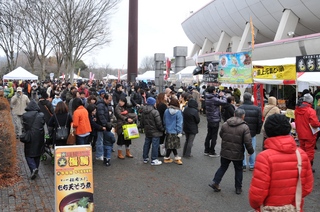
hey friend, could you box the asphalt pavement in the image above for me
[1,114,319,211]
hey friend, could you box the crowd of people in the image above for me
[0,78,318,211]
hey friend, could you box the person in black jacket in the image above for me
[182,99,200,157]
[130,85,143,107]
[238,92,262,171]
[222,96,236,122]
[21,100,45,180]
[37,91,54,136]
[112,84,126,108]
[48,102,72,146]
[141,97,164,165]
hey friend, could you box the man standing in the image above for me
[295,93,320,172]
[209,108,253,194]
[204,86,227,157]
[11,87,30,138]
[112,84,126,108]
[95,94,113,160]
[238,92,262,171]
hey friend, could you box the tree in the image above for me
[0,1,21,73]
[139,56,154,74]
[48,0,119,82]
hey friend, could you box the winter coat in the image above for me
[11,93,30,116]
[205,93,227,123]
[7,82,14,98]
[103,131,116,146]
[22,100,45,157]
[48,112,72,144]
[73,105,92,135]
[96,100,111,127]
[38,99,54,125]
[249,135,313,211]
[295,102,320,140]
[156,102,167,124]
[112,90,126,107]
[222,103,235,122]
[163,106,183,134]
[191,90,202,111]
[130,91,143,107]
[183,99,200,134]
[115,104,137,136]
[238,100,263,137]
[219,117,253,160]
[88,114,104,136]
[261,97,281,138]
[141,105,164,137]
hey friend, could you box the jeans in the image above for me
[103,145,112,159]
[96,131,104,158]
[76,135,90,145]
[143,137,160,161]
[183,133,196,157]
[204,122,219,154]
[243,136,256,168]
[25,156,41,173]
[213,157,243,188]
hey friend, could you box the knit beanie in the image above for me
[303,93,313,104]
[146,97,156,105]
[264,114,291,137]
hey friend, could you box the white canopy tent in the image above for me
[252,57,296,66]
[175,66,196,76]
[3,67,38,80]
[103,74,118,80]
[60,73,82,80]
[297,72,320,86]
[136,70,174,81]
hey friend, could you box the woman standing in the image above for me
[156,93,168,156]
[72,98,92,145]
[21,100,45,180]
[115,96,136,159]
[163,98,183,165]
[182,99,200,158]
[48,102,72,146]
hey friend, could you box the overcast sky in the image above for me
[82,0,212,69]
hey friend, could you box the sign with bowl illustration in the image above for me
[218,51,253,84]
[54,145,94,212]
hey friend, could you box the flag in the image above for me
[164,58,171,81]
[250,16,255,50]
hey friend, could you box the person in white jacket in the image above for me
[11,87,30,138]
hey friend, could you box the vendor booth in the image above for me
[3,67,38,81]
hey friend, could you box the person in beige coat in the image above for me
[261,96,280,149]
[11,87,30,138]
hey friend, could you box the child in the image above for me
[103,130,116,166]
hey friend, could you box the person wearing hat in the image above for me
[249,114,313,211]
[295,93,320,171]
[11,87,30,138]
[141,97,164,165]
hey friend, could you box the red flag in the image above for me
[164,58,171,80]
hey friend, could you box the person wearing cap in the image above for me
[204,86,227,158]
[11,87,30,138]
[295,93,320,171]
[141,97,164,166]
[97,89,106,102]
[209,108,253,194]
[249,114,313,211]
[238,92,262,171]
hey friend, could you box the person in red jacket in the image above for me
[295,93,320,171]
[249,114,313,211]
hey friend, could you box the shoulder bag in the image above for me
[54,114,69,140]
[260,149,302,212]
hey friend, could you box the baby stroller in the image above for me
[40,134,55,164]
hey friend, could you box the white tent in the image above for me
[103,74,118,80]
[60,73,82,80]
[176,66,196,76]
[136,70,174,81]
[297,72,320,86]
[3,67,38,80]
[252,57,296,66]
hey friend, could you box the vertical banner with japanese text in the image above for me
[55,145,94,212]
[254,83,264,116]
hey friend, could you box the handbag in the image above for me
[66,124,76,145]
[159,143,166,156]
[260,149,302,212]
[122,123,140,140]
[54,114,69,140]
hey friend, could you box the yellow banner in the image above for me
[253,64,296,80]
[55,145,94,212]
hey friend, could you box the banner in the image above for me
[55,145,94,212]
[218,51,253,84]
[253,83,264,115]
[296,54,320,72]
[253,64,296,80]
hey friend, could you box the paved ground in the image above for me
[1,114,320,211]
